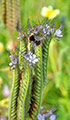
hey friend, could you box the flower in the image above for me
[24,51,38,66]
[54,25,63,38]
[41,6,60,19]
[17,31,26,40]
[6,50,18,70]
[0,42,4,52]
[37,113,45,120]
[55,29,63,38]
[50,114,57,120]
[9,54,18,70]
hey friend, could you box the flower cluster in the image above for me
[24,51,38,66]
[54,24,63,38]
[29,21,64,40]
[17,32,26,40]
[43,23,63,39]
[9,54,18,70]
[15,20,64,69]
[17,20,64,48]
[37,110,57,120]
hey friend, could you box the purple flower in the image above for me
[55,28,63,38]
[37,113,45,120]
[8,54,18,70]
[54,24,63,38]
[24,51,38,66]
[50,114,57,120]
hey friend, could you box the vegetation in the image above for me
[0,0,70,120]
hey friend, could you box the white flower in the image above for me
[29,59,32,63]
[50,28,55,34]
[8,54,18,69]
[37,113,45,120]
[28,51,32,55]
[9,62,13,66]
[46,24,50,29]
[33,54,36,59]
[17,32,25,40]
[24,52,38,66]
[12,65,16,69]
[12,57,17,64]
[46,30,50,35]
[43,28,46,33]
[26,56,30,61]
[33,58,38,63]
[50,114,57,120]
[9,55,13,60]
[29,55,33,59]
[17,37,20,40]
[55,29,63,38]
[34,30,38,34]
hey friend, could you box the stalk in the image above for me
[9,67,19,120]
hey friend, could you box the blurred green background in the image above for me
[0,0,70,119]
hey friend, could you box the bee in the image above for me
[28,33,43,46]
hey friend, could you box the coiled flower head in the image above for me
[24,51,38,66]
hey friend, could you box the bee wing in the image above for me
[34,35,44,41]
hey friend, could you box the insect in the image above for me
[28,33,44,46]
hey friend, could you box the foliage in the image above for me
[0,0,70,120]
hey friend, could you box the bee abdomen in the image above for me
[35,41,41,46]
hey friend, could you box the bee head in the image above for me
[28,33,41,46]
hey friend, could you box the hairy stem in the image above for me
[9,68,19,120]
[25,68,33,119]
[29,45,43,120]
[17,62,30,120]
[42,37,51,87]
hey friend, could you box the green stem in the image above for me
[17,62,30,120]
[42,37,51,87]
[19,40,23,70]
[19,39,26,70]
[25,68,33,120]
[29,45,43,120]
[9,68,19,120]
